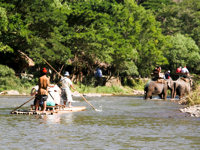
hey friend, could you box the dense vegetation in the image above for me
[0,64,34,93]
[0,0,200,99]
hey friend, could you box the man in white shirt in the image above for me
[60,71,75,107]
[181,66,189,77]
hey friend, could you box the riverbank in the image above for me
[178,87,200,117]
[0,89,144,97]
[180,105,200,117]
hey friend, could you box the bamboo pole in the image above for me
[43,59,62,77]
[11,96,35,113]
[78,92,97,111]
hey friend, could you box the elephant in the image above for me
[144,78,174,100]
[173,77,193,99]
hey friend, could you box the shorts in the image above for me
[61,89,73,102]
[34,95,48,106]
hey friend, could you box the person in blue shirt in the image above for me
[95,68,102,78]
[95,68,103,86]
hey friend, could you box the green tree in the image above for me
[0,0,71,72]
[63,0,138,77]
[64,0,167,77]
[0,0,170,81]
[164,34,200,74]
[0,5,13,53]
[140,0,174,12]
[156,0,200,48]
[0,64,21,91]
[123,0,167,77]
[18,0,71,66]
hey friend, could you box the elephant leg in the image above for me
[179,93,182,100]
[144,93,148,99]
[144,91,147,99]
[144,90,150,99]
[174,91,176,99]
[146,92,152,99]
[164,93,167,100]
[171,89,174,99]
[144,91,151,99]
[158,94,162,99]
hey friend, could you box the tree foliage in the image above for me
[164,34,200,73]
[156,0,200,47]
[0,5,13,53]
[0,0,199,83]
[0,64,21,91]
[140,0,174,12]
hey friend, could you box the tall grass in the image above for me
[76,84,129,95]
[185,87,200,105]
[75,79,143,95]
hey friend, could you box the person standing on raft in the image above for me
[35,68,51,112]
[60,71,76,108]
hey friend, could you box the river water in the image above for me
[0,96,199,150]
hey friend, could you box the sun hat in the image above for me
[64,71,70,76]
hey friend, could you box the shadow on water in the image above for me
[0,96,199,149]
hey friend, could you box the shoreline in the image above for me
[0,89,144,97]
[0,93,143,97]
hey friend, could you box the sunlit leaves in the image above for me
[164,34,200,72]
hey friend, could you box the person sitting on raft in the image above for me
[30,85,40,110]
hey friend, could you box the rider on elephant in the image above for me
[152,66,164,81]
[181,66,190,78]
[164,70,171,79]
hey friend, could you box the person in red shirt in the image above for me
[176,66,182,74]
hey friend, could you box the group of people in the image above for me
[152,66,190,81]
[32,68,75,113]
[176,66,190,77]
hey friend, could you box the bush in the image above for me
[185,88,200,105]
[122,77,147,90]
[0,65,21,91]
[0,65,34,93]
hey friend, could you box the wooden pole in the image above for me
[59,64,64,74]
[43,59,62,77]
[43,59,97,111]
[78,92,97,111]
[11,96,35,113]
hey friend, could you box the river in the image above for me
[0,96,199,150]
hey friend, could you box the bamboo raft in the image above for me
[11,105,86,115]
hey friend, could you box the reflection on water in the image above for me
[0,96,199,149]
[41,113,74,124]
